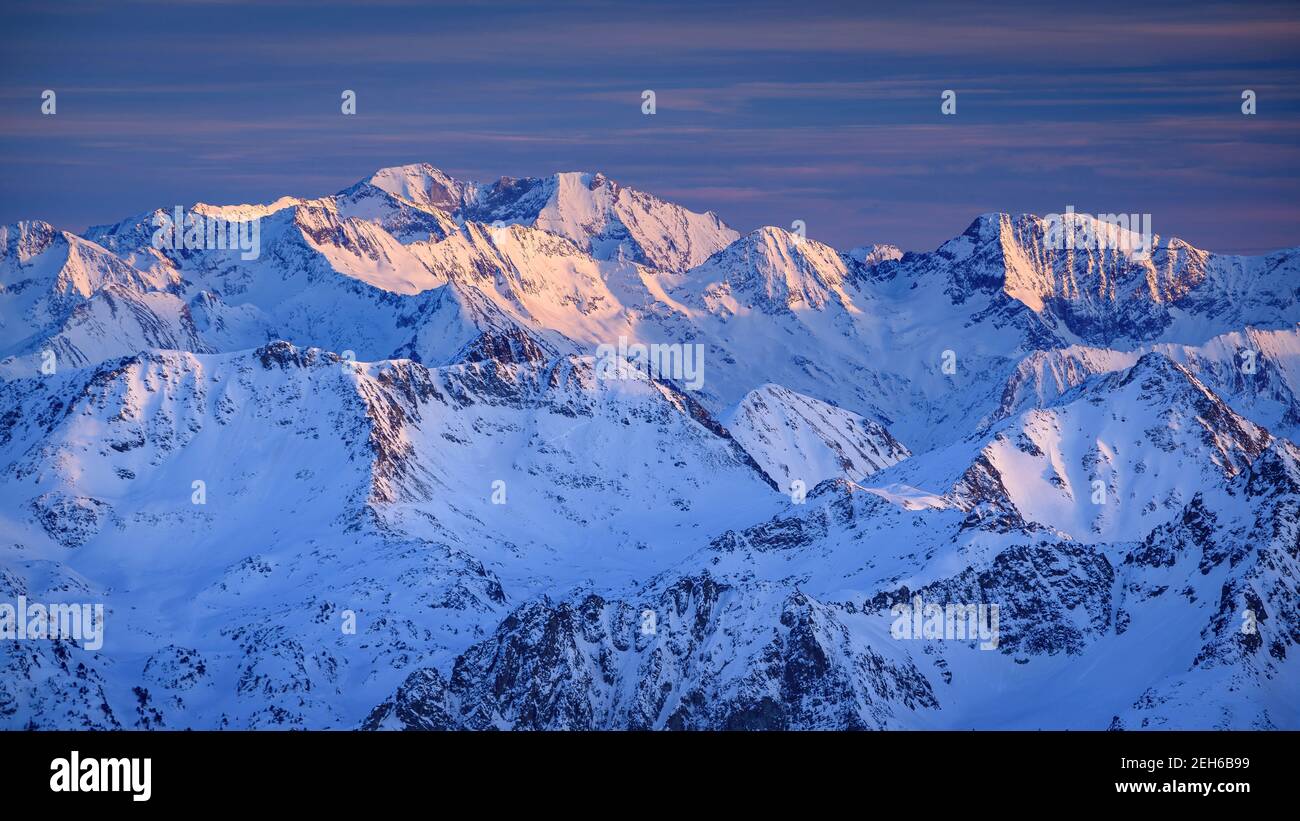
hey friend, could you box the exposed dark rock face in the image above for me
[365,576,938,730]
[866,540,1114,656]
[4,166,1299,731]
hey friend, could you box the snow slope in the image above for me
[1,162,1297,729]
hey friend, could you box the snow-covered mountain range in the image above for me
[1,163,1296,729]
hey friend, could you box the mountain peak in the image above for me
[551,170,607,188]
[0,219,60,261]
[463,169,738,271]
[4,157,1300,731]
[846,243,903,268]
[686,226,852,312]
[720,225,840,259]
[364,163,474,211]
[1110,351,1222,405]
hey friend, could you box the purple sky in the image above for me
[2,0,1299,253]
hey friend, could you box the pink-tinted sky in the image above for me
[1,0,1298,253]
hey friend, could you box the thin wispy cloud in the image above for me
[1,0,1297,251]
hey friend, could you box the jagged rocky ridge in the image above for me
[1,163,1297,729]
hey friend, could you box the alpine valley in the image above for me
[1,163,1297,730]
